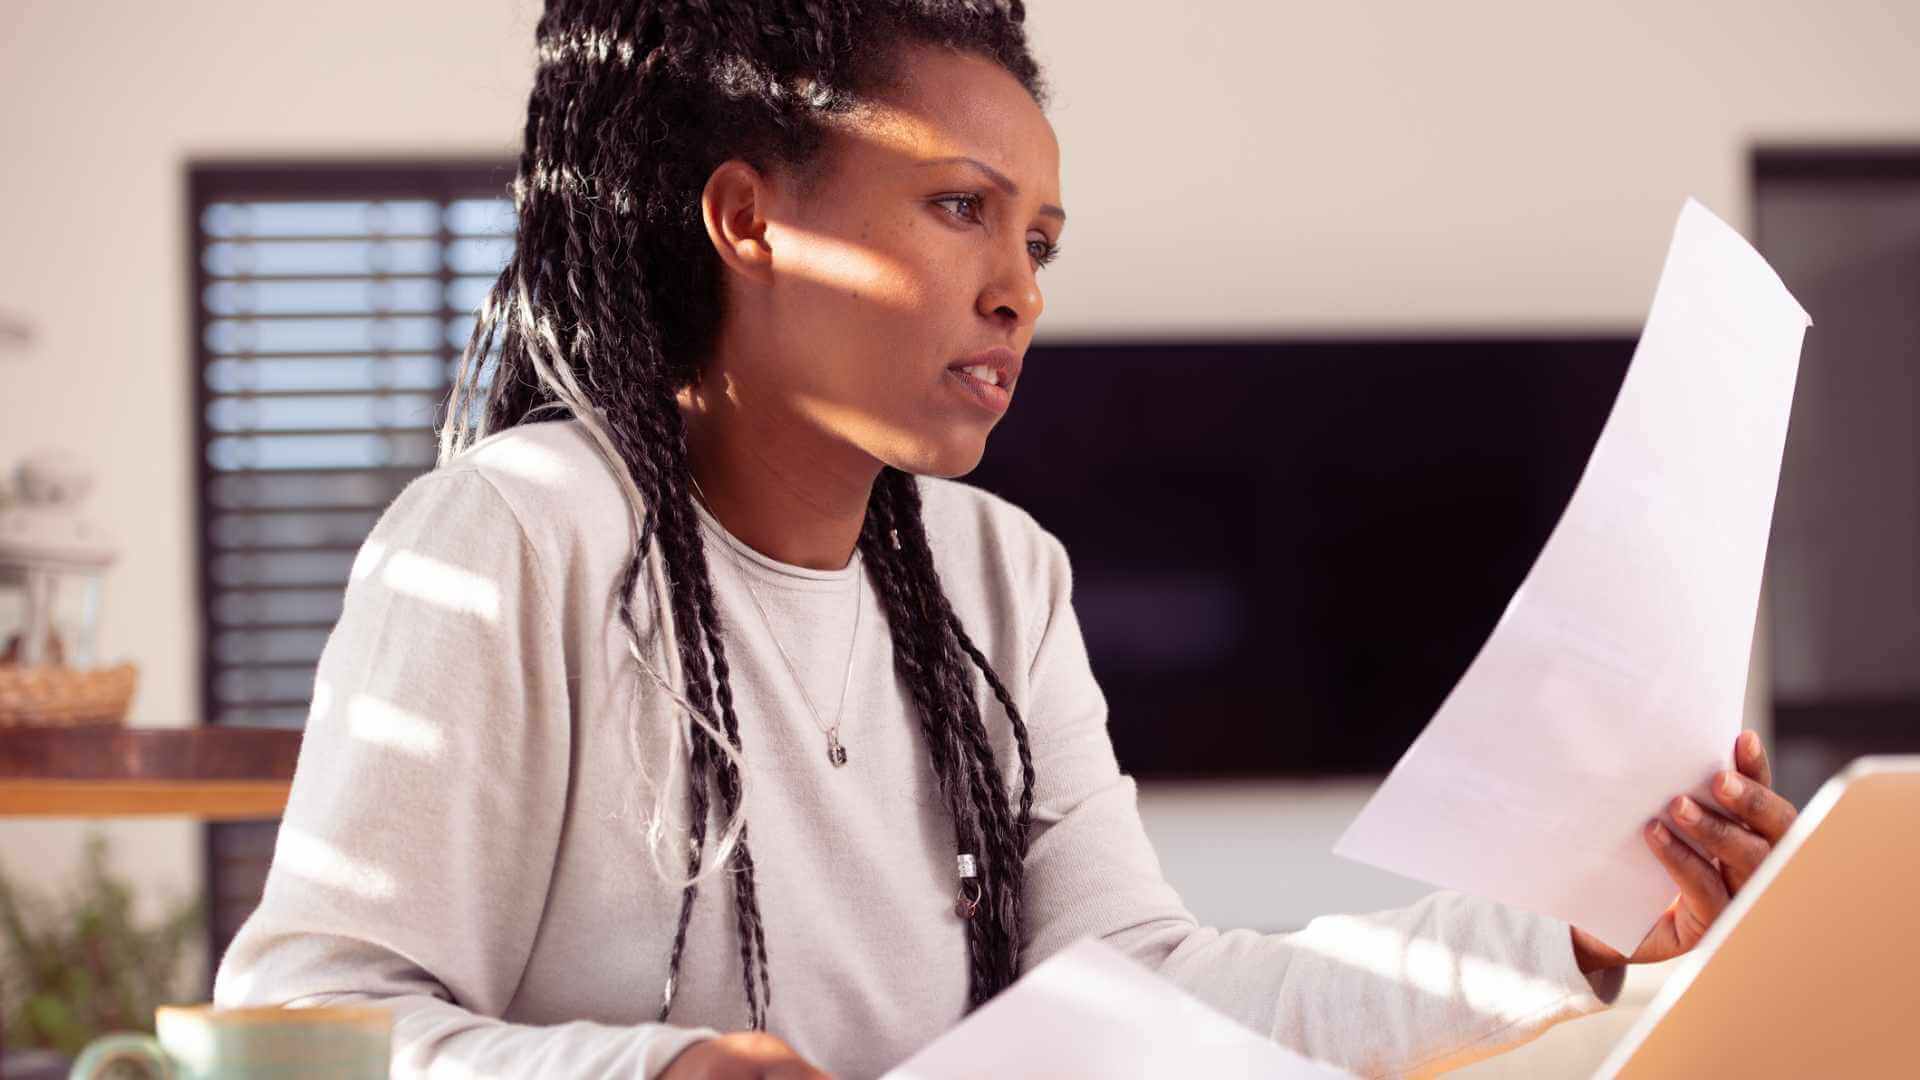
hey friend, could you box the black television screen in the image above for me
[965,336,1635,779]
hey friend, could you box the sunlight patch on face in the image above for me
[276,827,397,902]
[775,217,921,313]
[380,548,501,623]
[851,48,1062,205]
[346,692,445,761]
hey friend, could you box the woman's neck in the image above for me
[677,377,878,572]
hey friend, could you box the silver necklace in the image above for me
[689,476,861,768]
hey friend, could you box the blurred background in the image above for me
[1,0,1915,1074]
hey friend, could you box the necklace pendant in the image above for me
[827,735,848,768]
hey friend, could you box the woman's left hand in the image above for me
[1569,729,1799,971]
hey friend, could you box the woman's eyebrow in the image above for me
[918,155,1066,225]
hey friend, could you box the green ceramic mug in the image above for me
[68,1003,391,1079]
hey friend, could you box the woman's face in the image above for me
[698,44,1065,480]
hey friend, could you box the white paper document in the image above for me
[882,936,1353,1079]
[1332,196,1813,955]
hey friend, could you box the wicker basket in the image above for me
[0,633,139,728]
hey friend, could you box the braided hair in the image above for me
[435,0,1052,1031]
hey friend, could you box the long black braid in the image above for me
[435,0,1053,1028]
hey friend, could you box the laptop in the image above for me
[1594,755,1920,1078]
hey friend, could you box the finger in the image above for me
[1668,795,1771,892]
[1646,820,1729,929]
[1628,901,1683,965]
[1711,770,1798,844]
[1572,925,1627,970]
[1735,729,1773,789]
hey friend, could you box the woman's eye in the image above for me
[936,194,985,222]
[937,194,1061,269]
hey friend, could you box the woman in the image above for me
[212,1,1800,1077]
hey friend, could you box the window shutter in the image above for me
[191,162,514,730]
[190,161,515,965]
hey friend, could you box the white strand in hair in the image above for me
[437,263,751,890]
[436,283,506,468]
[508,262,755,888]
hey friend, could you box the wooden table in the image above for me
[0,726,301,820]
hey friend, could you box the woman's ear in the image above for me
[701,159,776,286]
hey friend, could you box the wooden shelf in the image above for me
[0,726,301,819]
[0,778,291,819]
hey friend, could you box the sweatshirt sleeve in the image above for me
[212,468,721,1079]
[1013,529,1623,1078]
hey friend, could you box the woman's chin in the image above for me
[891,433,990,480]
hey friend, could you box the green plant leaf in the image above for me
[0,830,205,1051]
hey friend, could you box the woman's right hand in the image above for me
[660,1031,836,1079]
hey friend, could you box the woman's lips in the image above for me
[947,366,1011,414]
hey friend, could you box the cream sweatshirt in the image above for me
[212,417,1620,1078]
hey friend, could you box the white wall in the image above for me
[1034,1,1920,337]
[1,0,1912,973]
